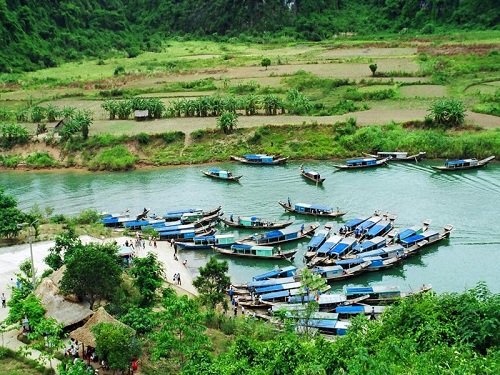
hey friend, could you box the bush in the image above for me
[74,209,101,225]
[25,152,58,169]
[429,99,466,129]
[136,132,151,145]
[88,146,138,171]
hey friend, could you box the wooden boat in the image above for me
[333,156,391,170]
[278,200,346,219]
[251,266,298,282]
[101,208,150,227]
[362,220,394,240]
[343,284,432,304]
[162,206,222,221]
[400,225,454,257]
[431,156,495,171]
[311,262,371,281]
[213,244,297,260]
[300,164,325,184]
[201,168,242,182]
[304,227,332,260]
[363,151,426,162]
[155,225,215,241]
[220,215,293,230]
[386,221,431,245]
[230,154,288,165]
[175,233,236,250]
[235,222,320,246]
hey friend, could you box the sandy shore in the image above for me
[0,235,198,323]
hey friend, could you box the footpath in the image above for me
[0,234,198,374]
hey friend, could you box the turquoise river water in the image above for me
[2,160,499,294]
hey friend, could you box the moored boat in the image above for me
[220,215,293,230]
[333,156,391,170]
[175,233,236,250]
[300,164,325,184]
[278,199,346,219]
[201,168,242,182]
[235,222,320,246]
[363,151,426,162]
[230,154,288,165]
[343,284,432,304]
[155,225,216,241]
[304,226,332,260]
[431,156,495,171]
[213,244,297,260]
[400,225,454,256]
[162,206,222,221]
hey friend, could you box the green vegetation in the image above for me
[0,187,33,239]
[25,152,58,169]
[87,145,139,171]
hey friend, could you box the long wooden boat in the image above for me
[213,244,297,260]
[343,284,432,304]
[304,227,332,260]
[431,156,495,171]
[363,151,426,162]
[220,215,293,230]
[155,225,215,241]
[230,154,288,165]
[400,225,454,257]
[333,156,391,170]
[235,222,320,246]
[278,200,346,219]
[101,208,150,227]
[300,164,325,184]
[201,168,242,182]
[251,266,298,282]
[175,233,236,250]
[162,206,222,221]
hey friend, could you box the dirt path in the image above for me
[91,109,500,136]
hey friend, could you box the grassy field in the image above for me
[0,31,498,169]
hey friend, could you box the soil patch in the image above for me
[400,85,447,98]
[319,47,417,58]
[417,44,499,56]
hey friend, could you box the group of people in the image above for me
[173,273,182,285]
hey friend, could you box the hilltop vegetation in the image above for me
[0,0,498,73]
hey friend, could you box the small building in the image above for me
[134,109,149,121]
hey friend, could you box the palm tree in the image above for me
[217,111,238,134]
[243,94,259,115]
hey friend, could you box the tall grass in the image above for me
[88,145,139,171]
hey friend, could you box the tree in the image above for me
[217,111,238,134]
[92,322,141,373]
[429,99,466,128]
[0,187,30,239]
[130,252,165,307]
[261,58,271,70]
[369,63,378,76]
[152,289,209,365]
[44,227,82,270]
[60,243,122,309]
[193,256,230,310]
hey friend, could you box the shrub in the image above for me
[136,132,151,145]
[429,99,466,129]
[88,146,138,171]
[0,123,30,148]
[114,66,126,76]
[25,152,58,169]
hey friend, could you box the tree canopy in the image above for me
[130,251,165,307]
[60,243,122,309]
[193,256,230,310]
[0,187,31,239]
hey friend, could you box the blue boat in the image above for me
[101,208,150,227]
[386,221,430,244]
[155,226,215,241]
[235,222,320,246]
[333,156,391,170]
[352,214,383,237]
[201,168,242,182]
[175,234,236,250]
[400,225,453,256]
[352,236,387,254]
[162,206,222,221]
[252,266,298,281]
[279,200,346,219]
[327,237,358,259]
[221,215,293,230]
[231,154,288,165]
[247,276,297,289]
[342,284,432,304]
[363,220,394,240]
[338,215,370,235]
[304,225,333,260]
[431,156,495,171]
[213,244,297,260]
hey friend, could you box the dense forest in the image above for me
[0,0,498,73]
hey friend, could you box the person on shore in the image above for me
[153,237,157,248]
[170,238,175,248]
[233,305,237,317]
[182,259,187,266]
[1,293,6,308]
[177,274,181,285]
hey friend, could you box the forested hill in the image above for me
[1,0,498,73]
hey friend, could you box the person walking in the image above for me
[177,274,181,286]
[1,293,6,308]
[153,237,157,248]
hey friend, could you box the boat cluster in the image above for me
[231,266,432,335]
[303,212,454,281]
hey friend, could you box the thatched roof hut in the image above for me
[34,266,93,327]
[69,306,134,347]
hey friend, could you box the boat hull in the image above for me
[220,217,293,230]
[278,201,346,219]
[213,246,297,260]
[230,155,288,165]
[201,170,242,181]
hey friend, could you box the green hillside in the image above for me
[0,0,498,73]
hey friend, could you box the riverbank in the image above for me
[1,121,499,172]
[0,235,197,324]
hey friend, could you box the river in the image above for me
[2,160,499,294]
